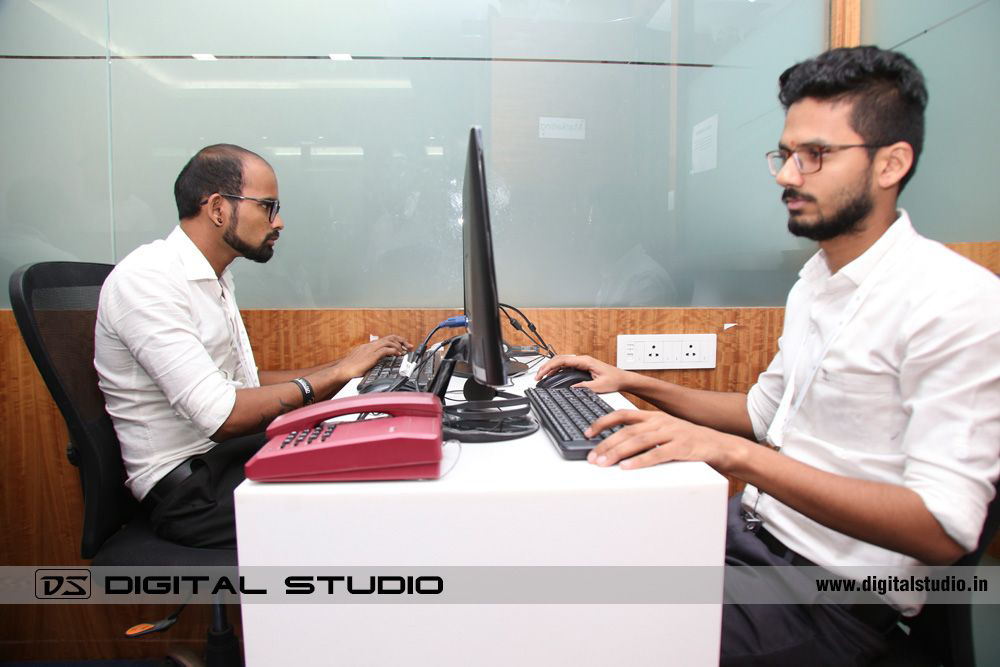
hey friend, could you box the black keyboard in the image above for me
[525,387,623,460]
[357,354,435,393]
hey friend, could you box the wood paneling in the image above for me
[830,0,862,48]
[0,314,244,659]
[945,242,1000,273]
[1,240,997,659]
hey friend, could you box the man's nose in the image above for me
[775,157,804,188]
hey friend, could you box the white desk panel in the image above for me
[236,371,728,665]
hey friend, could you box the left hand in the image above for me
[337,335,410,378]
[585,409,732,471]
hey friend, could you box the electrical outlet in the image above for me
[616,334,716,370]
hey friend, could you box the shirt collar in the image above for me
[166,225,232,285]
[799,209,916,289]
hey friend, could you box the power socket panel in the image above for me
[616,334,717,370]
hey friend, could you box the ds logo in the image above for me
[35,569,91,599]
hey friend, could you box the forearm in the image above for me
[212,364,351,441]
[624,374,756,439]
[259,362,336,386]
[724,441,966,565]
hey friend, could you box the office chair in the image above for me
[874,478,1000,667]
[9,261,242,667]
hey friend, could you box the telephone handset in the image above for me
[244,392,443,482]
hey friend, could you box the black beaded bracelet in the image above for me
[291,377,315,405]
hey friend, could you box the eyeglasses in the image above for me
[765,143,886,176]
[216,193,281,223]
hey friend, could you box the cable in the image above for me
[497,304,544,352]
[498,303,556,357]
[404,317,468,381]
[442,397,538,442]
[412,334,463,391]
[411,315,467,363]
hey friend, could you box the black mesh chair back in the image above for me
[10,261,130,557]
[876,477,1000,667]
[903,477,1000,667]
[9,261,235,566]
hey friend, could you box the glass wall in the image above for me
[21,1,987,309]
[862,0,1000,243]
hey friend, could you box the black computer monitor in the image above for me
[458,126,508,390]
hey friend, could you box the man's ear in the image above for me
[875,141,914,191]
[205,193,226,226]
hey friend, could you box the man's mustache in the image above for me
[782,188,816,203]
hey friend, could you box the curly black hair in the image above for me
[778,46,928,192]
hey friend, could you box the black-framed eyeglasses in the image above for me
[212,193,281,223]
[765,143,886,176]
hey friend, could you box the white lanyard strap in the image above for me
[219,280,260,389]
[765,235,913,449]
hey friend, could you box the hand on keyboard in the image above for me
[339,335,410,378]
[525,386,624,460]
[584,409,725,471]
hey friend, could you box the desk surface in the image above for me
[235,366,728,665]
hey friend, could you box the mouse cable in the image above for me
[498,303,556,357]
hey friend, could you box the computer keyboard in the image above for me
[357,354,435,393]
[525,386,623,460]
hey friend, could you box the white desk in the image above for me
[235,370,728,666]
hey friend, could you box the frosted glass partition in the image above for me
[862,0,1000,244]
[2,0,834,308]
[0,59,113,289]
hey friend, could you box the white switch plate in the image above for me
[616,334,717,370]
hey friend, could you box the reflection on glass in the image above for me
[3,0,836,309]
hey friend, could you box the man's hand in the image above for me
[337,335,410,378]
[535,354,635,394]
[584,409,741,471]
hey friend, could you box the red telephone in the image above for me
[244,392,443,482]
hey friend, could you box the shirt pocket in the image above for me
[802,369,907,453]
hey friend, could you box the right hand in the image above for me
[534,354,633,394]
[337,335,410,378]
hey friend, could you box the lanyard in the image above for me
[744,234,913,530]
[765,234,912,449]
[219,280,260,389]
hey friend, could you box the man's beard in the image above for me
[223,209,276,263]
[785,177,874,242]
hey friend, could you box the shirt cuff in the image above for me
[907,464,994,553]
[745,384,773,443]
[175,370,238,438]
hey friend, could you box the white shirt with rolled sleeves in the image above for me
[743,210,1000,613]
[95,226,260,501]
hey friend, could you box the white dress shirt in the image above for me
[95,226,261,500]
[744,210,1000,612]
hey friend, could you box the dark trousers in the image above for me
[148,432,267,549]
[721,495,893,667]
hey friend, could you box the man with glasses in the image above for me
[95,144,409,549]
[537,47,1000,664]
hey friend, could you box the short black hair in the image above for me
[173,144,266,220]
[778,46,928,192]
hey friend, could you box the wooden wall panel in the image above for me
[0,314,245,659]
[945,242,1000,273]
[830,0,862,48]
[1,240,996,659]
